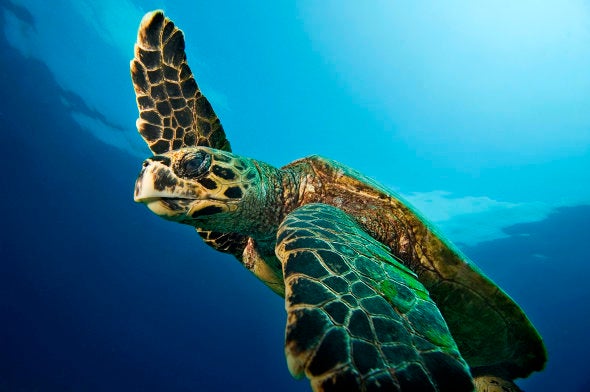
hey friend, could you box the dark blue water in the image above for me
[0,5,293,391]
[1,1,589,391]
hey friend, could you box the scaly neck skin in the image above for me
[240,159,306,247]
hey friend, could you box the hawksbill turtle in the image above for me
[130,11,546,392]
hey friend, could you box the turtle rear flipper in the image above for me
[276,203,474,392]
[473,375,523,392]
[131,10,231,154]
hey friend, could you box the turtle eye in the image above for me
[180,150,211,178]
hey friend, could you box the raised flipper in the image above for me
[131,10,231,154]
[131,11,243,255]
[275,203,475,392]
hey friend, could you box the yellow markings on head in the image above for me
[191,151,259,202]
[135,146,263,228]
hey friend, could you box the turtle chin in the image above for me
[139,196,238,227]
[140,197,195,222]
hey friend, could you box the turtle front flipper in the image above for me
[276,203,475,392]
[131,11,243,257]
[131,10,231,154]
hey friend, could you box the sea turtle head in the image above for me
[134,146,263,233]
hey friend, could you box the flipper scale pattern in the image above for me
[276,203,474,392]
[131,10,230,154]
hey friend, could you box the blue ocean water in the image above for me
[1,1,589,391]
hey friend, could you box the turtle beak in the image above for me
[135,155,197,202]
[133,161,188,220]
[134,160,170,202]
